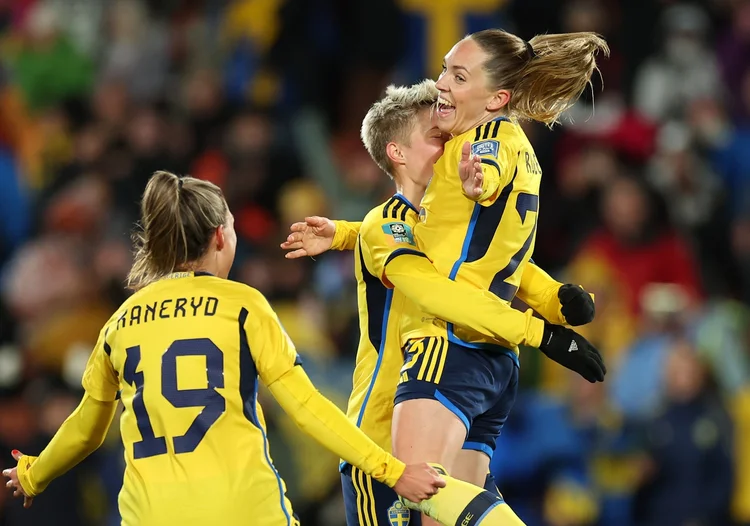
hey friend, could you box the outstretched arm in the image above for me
[3,393,117,504]
[281,217,361,258]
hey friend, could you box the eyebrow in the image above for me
[450,64,469,75]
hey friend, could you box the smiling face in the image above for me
[434,38,510,136]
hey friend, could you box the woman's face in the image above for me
[435,38,504,136]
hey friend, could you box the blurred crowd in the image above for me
[0,0,748,525]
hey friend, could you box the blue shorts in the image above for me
[341,465,502,526]
[394,336,519,456]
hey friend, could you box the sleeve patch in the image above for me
[382,222,415,245]
[471,140,499,158]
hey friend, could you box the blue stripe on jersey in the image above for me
[463,441,494,459]
[383,247,427,268]
[238,308,293,526]
[448,203,481,280]
[445,162,522,362]
[359,244,389,353]
[356,288,394,428]
[465,168,517,264]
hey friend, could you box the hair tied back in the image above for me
[525,40,536,61]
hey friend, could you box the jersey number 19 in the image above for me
[123,338,226,459]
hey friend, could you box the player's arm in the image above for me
[281,217,361,258]
[517,262,596,326]
[361,217,544,348]
[10,394,117,499]
[331,220,361,250]
[4,325,119,501]
[245,290,434,492]
[458,139,512,206]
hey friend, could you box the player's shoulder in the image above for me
[447,116,522,160]
[361,195,418,247]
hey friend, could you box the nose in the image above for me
[435,74,448,92]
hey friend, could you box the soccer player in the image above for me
[1,171,447,526]
[282,79,602,525]
[396,29,608,526]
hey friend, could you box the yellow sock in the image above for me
[402,464,526,526]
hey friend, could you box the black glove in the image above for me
[539,323,606,383]
[559,284,595,326]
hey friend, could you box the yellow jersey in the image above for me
[82,272,302,526]
[343,194,428,462]
[411,116,543,352]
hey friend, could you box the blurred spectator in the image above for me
[632,342,733,526]
[565,174,701,360]
[633,4,721,123]
[8,2,94,113]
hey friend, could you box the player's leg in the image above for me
[391,398,467,526]
[340,464,422,526]
[451,449,491,487]
[393,337,514,526]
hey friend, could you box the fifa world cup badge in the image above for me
[388,500,410,526]
[382,222,415,245]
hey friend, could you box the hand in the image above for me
[280,216,336,259]
[459,141,483,200]
[559,284,595,326]
[539,324,606,383]
[3,450,33,509]
[393,462,446,503]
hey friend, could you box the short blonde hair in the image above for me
[360,79,439,178]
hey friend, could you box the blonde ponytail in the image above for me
[126,171,227,291]
[470,30,610,126]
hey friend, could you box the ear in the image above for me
[487,89,511,112]
[385,141,406,168]
[215,225,226,251]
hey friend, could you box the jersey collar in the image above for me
[165,270,214,279]
[393,193,419,214]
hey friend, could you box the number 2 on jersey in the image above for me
[124,338,226,459]
[491,192,539,301]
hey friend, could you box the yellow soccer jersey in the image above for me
[411,116,543,351]
[343,194,430,463]
[82,272,302,526]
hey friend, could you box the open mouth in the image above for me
[436,96,455,118]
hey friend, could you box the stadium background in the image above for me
[0,0,749,524]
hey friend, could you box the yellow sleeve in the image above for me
[385,253,544,348]
[81,325,120,402]
[244,290,302,386]
[331,220,361,251]
[17,393,117,497]
[516,262,566,325]
[462,138,514,206]
[267,365,405,487]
